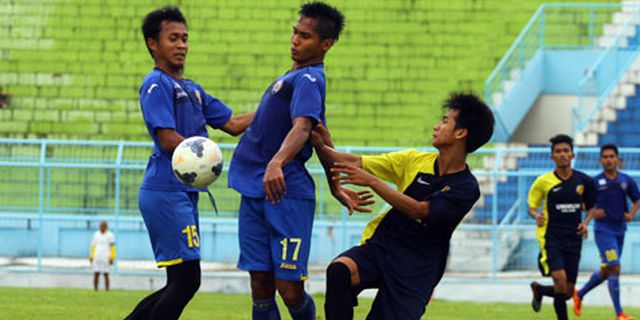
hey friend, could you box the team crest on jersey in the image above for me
[576,184,584,196]
[194,89,202,105]
[271,80,284,94]
[441,185,451,193]
[173,82,188,99]
[598,178,606,186]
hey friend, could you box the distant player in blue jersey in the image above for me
[228,3,361,320]
[573,144,639,320]
[126,6,254,320]
[312,93,495,320]
[528,134,597,320]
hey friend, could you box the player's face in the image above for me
[600,149,619,172]
[291,17,331,66]
[432,109,466,149]
[551,143,574,169]
[148,21,188,71]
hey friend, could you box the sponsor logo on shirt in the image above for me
[280,263,297,270]
[552,186,562,193]
[555,203,581,213]
[416,176,430,185]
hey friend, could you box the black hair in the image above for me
[549,134,573,153]
[299,2,345,41]
[444,92,495,153]
[600,143,619,156]
[141,6,187,58]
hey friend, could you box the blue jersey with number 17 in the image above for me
[593,171,640,234]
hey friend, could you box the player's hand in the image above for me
[333,187,375,215]
[264,161,286,203]
[109,259,113,265]
[89,258,93,263]
[593,208,606,220]
[331,162,377,187]
[624,212,633,222]
[577,222,588,238]
[532,213,545,227]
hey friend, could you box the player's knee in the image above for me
[326,262,351,289]
[277,285,305,307]
[607,265,620,276]
[250,273,276,297]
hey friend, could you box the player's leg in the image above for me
[238,196,281,320]
[266,197,315,320]
[575,230,609,316]
[93,272,99,291]
[531,249,559,312]
[104,273,110,291]
[551,269,569,320]
[149,259,201,319]
[325,256,361,320]
[606,234,625,318]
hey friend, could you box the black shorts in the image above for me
[538,243,580,284]
[340,240,444,320]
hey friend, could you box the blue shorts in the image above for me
[595,230,624,267]
[237,195,315,281]
[138,189,201,267]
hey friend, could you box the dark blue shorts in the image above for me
[138,189,201,267]
[595,230,624,267]
[237,195,315,281]
[340,240,441,320]
[538,243,580,284]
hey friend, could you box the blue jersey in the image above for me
[228,64,326,199]
[593,171,640,234]
[139,68,232,192]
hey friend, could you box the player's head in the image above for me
[600,143,619,172]
[432,92,494,154]
[549,134,574,169]
[99,221,108,233]
[142,6,188,71]
[291,2,345,66]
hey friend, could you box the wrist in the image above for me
[268,159,283,168]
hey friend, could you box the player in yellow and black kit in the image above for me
[528,134,596,320]
[312,93,494,320]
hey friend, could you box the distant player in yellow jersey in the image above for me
[89,221,116,291]
[313,93,494,320]
[528,134,597,320]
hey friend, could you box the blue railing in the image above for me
[484,3,629,138]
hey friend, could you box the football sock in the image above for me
[124,287,167,319]
[607,275,623,315]
[539,284,555,297]
[553,292,568,320]
[287,292,315,320]
[578,271,604,298]
[149,259,201,320]
[325,262,354,320]
[252,297,281,320]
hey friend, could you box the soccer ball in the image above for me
[171,136,224,188]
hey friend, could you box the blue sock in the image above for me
[287,292,315,320]
[252,297,281,320]
[608,275,623,315]
[578,271,605,298]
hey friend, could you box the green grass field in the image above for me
[0,286,637,319]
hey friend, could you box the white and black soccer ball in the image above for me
[171,136,223,188]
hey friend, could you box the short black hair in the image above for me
[600,143,618,156]
[299,2,345,41]
[141,6,187,57]
[549,134,573,152]
[444,92,494,153]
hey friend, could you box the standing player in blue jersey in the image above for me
[126,6,254,320]
[228,3,353,320]
[573,144,638,320]
[312,93,495,320]
[528,134,597,320]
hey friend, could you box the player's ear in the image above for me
[321,39,335,52]
[147,38,158,57]
[455,127,468,140]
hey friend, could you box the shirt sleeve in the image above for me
[201,88,232,129]
[582,176,596,210]
[140,77,176,131]
[528,177,544,209]
[290,72,323,124]
[627,176,640,202]
[109,232,115,245]
[361,149,416,186]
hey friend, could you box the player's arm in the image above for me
[527,179,545,227]
[625,178,640,222]
[578,178,598,237]
[89,235,96,263]
[626,200,640,222]
[264,116,313,203]
[332,162,430,219]
[109,244,117,265]
[156,128,185,152]
[311,125,373,214]
[219,112,255,136]
[311,124,362,168]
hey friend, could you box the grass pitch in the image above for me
[0,286,636,319]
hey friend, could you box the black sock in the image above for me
[325,262,354,320]
[553,292,568,320]
[539,285,555,297]
[125,286,167,319]
[148,260,201,320]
